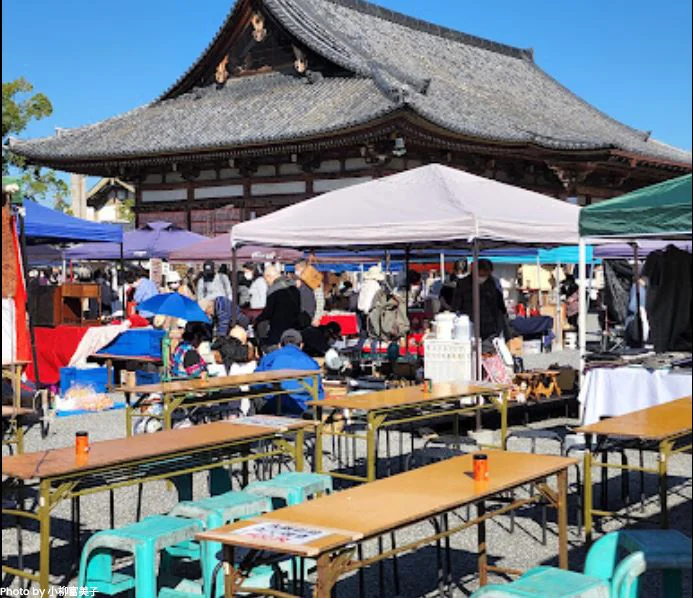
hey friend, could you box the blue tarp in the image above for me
[23,200,123,245]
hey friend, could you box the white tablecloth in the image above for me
[579,366,692,425]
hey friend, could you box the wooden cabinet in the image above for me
[59,283,101,325]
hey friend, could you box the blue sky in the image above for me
[3,0,691,196]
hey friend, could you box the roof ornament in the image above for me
[251,13,267,43]
[293,46,308,75]
[215,55,230,86]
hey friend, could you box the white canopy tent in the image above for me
[232,164,580,249]
[230,164,581,378]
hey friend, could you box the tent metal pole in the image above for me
[472,239,482,381]
[119,242,125,313]
[231,246,238,327]
[536,255,542,307]
[404,246,411,321]
[440,252,445,282]
[631,242,642,347]
[556,260,562,350]
[18,209,42,388]
[578,240,588,387]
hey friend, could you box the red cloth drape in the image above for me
[11,214,31,362]
[25,326,90,384]
[319,313,360,336]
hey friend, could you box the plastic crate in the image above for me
[423,338,474,384]
[135,370,161,386]
[60,366,109,396]
[98,329,165,358]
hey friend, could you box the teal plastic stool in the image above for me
[471,567,610,597]
[244,472,333,507]
[77,515,203,597]
[163,491,272,598]
[585,530,691,598]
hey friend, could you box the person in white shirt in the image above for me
[357,265,385,314]
[248,267,269,309]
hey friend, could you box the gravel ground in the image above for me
[2,350,690,596]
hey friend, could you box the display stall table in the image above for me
[90,353,162,391]
[576,396,692,541]
[121,369,321,435]
[0,417,309,591]
[514,370,562,401]
[199,451,574,597]
[319,312,359,336]
[309,382,510,484]
[578,366,692,425]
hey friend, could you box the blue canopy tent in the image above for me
[16,200,124,389]
[23,200,123,245]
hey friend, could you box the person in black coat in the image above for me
[255,266,302,349]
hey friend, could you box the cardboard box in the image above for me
[507,336,523,356]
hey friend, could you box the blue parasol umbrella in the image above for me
[137,293,210,323]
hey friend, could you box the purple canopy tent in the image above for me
[593,240,692,259]
[168,232,302,263]
[64,221,207,260]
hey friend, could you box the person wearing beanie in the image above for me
[196,260,232,302]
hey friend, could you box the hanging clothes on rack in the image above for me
[642,245,692,352]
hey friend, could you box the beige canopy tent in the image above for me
[230,164,581,376]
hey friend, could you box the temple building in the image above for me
[11,0,692,234]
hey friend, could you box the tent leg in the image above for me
[578,240,588,387]
[119,242,126,313]
[631,243,642,347]
[231,247,238,327]
[405,246,411,322]
[472,240,482,381]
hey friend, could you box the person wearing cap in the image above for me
[196,260,232,302]
[255,329,325,415]
[165,270,195,299]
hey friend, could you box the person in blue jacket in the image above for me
[255,329,324,416]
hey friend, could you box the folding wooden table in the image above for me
[120,368,321,435]
[199,450,575,597]
[309,382,510,483]
[576,396,692,541]
[1,417,309,591]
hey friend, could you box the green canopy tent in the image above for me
[579,174,692,239]
[577,174,692,370]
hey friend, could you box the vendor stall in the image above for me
[578,174,692,420]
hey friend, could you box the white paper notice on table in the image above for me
[236,522,329,545]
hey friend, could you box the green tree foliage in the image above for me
[2,77,71,212]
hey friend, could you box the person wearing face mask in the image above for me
[453,259,507,347]
[165,270,195,299]
[196,260,232,302]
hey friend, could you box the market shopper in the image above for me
[196,260,232,302]
[248,265,269,309]
[255,329,324,415]
[170,321,209,379]
[255,265,302,349]
[453,259,507,349]
[133,267,159,318]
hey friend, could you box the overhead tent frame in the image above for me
[229,164,582,384]
[577,174,693,378]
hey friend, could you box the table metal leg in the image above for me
[38,479,51,591]
[659,439,671,529]
[477,500,488,586]
[366,412,377,483]
[125,391,133,437]
[584,434,594,544]
[557,469,569,569]
[500,392,509,450]
[315,407,324,474]
[294,427,305,473]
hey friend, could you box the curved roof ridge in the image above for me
[526,60,651,142]
[321,0,533,60]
